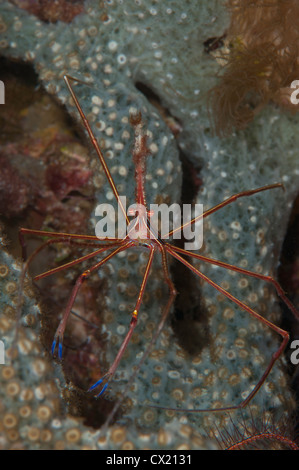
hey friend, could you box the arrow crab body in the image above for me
[18,75,299,422]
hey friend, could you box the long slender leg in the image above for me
[16,236,103,344]
[165,243,299,321]
[63,75,129,226]
[17,232,124,324]
[34,243,124,281]
[153,246,290,413]
[101,245,177,431]
[20,227,121,242]
[165,183,283,239]
[89,245,156,396]
[17,234,123,323]
[51,242,132,359]
[16,231,127,358]
[19,226,122,260]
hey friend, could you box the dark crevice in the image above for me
[278,191,299,360]
[135,81,182,136]
[170,147,210,357]
[135,80,209,356]
[0,56,38,85]
[278,191,299,437]
[0,57,39,142]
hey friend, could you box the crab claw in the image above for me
[51,334,63,360]
[88,374,110,397]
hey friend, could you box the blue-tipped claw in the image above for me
[51,335,63,360]
[58,341,63,360]
[51,338,57,356]
[88,374,110,397]
[97,382,108,397]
